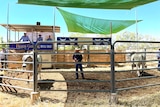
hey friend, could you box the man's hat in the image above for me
[75,47,80,50]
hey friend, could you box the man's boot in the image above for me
[81,73,85,79]
[76,73,79,79]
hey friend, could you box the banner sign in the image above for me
[9,42,53,50]
[92,38,111,45]
[36,43,53,50]
[57,37,111,45]
[57,37,78,45]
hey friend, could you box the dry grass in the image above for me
[0,92,64,107]
[1,91,160,107]
[118,91,160,107]
[1,66,160,107]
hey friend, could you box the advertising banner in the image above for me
[9,42,53,50]
[57,37,78,45]
[57,37,111,45]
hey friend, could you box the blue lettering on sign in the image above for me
[40,45,47,48]
[9,42,53,50]
[47,45,52,48]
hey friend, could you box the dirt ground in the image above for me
[1,64,160,107]
[62,68,160,106]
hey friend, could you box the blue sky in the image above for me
[0,0,160,41]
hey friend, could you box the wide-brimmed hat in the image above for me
[75,47,80,50]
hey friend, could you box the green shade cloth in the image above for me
[58,8,142,34]
[18,0,157,9]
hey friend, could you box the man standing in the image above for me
[46,35,52,41]
[36,34,43,42]
[73,47,85,79]
[18,33,31,51]
[157,48,160,70]
[18,33,31,42]
[0,48,7,70]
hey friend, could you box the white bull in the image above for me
[22,51,42,82]
[130,52,146,77]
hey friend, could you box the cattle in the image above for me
[130,52,146,77]
[22,51,42,83]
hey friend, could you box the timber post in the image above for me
[110,44,118,105]
[31,43,40,104]
[31,92,40,104]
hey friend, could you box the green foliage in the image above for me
[69,32,84,37]
[58,32,157,51]
[116,31,136,41]
[115,31,157,50]
[58,45,75,50]
[0,36,6,49]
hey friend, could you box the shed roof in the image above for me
[0,24,60,33]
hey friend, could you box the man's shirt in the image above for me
[73,52,83,62]
[47,38,52,41]
[19,36,31,42]
[0,50,7,60]
[37,37,43,42]
[157,50,160,59]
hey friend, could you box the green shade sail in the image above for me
[58,8,142,34]
[18,0,157,9]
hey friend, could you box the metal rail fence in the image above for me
[0,42,34,92]
[34,40,112,93]
[1,40,160,104]
[111,40,160,94]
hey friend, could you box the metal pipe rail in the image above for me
[0,75,33,82]
[115,51,158,54]
[1,68,33,73]
[115,67,160,72]
[38,61,110,64]
[38,52,110,54]
[0,83,33,91]
[116,59,158,63]
[41,79,111,83]
[36,40,110,45]
[116,75,159,82]
[40,71,111,73]
[113,40,160,45]
[117,83,160,91]
[39,89,110,92]
[1,60,33,64]
[1,52,32,55]
[0,41,31,44]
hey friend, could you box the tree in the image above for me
[114,31,156,51]
[0,36,6,49]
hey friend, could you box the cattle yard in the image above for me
[1,40,160,107]
[1,66,160,106]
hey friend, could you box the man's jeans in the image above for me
[75,63,83,73]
